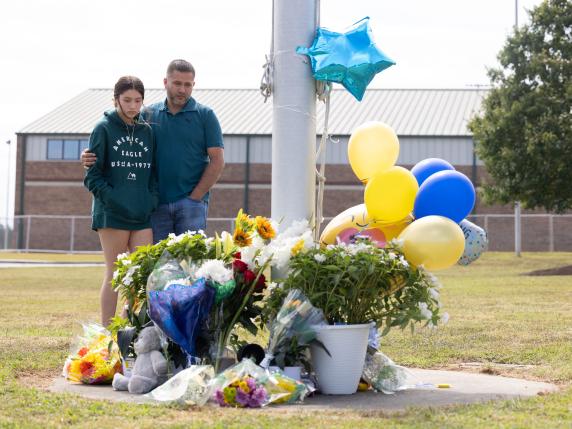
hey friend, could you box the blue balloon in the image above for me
[296,17,395,101]
[458,219,488,266]
[411,158,455,187]
[414,170,476,223]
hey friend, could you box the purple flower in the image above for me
[248,387,268,408]
[246,377,257,392]
[235,388,250,407]
[215,390,227,407]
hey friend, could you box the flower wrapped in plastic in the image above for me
[362,348,412,394]
[145,365,215,406]
[148,277,215,366]
[210,359,310,407]
[62,322,122,384]
[260,289,326,369]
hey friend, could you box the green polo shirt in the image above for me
[146,97,223,204]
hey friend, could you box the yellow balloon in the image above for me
[364,166,419,223]
[320,204,412,245]
[398,216,465,271]
[347,122,400,182]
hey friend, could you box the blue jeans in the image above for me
[151,197,208,243]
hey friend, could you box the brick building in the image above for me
[14,88,572,251]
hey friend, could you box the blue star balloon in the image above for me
[297,17,395,101]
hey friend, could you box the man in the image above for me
[82,59,225,243]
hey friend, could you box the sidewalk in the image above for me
[50,368,558,412]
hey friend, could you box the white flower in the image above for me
[418,302,433,320]
[240,245,258,269]
[314,253,327,263]
[345,241,373,256]
[195,259,233,284]
[428,288,440,300]
[167,232,185,246]
[399,255,409,267]
[428,273,442,289]
[113,270,120,280]
[117,252,131,265]
[251,235,266,252]
[389,238,404,249]
[126,264,140,276]
[120,264,140,286]
[276,219,311,240]
[272,243,294,270]
[388,252,397,260]
[266,282,279,293]
[440,312,450,325]
[204,237,214,250]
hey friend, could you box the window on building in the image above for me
[47,139,89,160]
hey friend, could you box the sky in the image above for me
[0,0,543,223]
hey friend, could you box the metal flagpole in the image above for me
[271,0,317,227]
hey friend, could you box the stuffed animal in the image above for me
[112,325,168,394]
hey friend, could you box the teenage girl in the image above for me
[84,76,158,325]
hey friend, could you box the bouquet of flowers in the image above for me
[266,238,447,332]
[62,323,122,384]
[215,375,268,408]
[111,210,315,373]
[211,359,310,407]
[362,349,412,394]
[260,289,326,370]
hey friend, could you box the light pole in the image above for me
[4,140,11,250]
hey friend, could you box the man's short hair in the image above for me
[167,59,195,76]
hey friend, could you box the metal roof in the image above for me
[19,88,487,136]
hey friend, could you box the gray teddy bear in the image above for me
[112,325,168,394]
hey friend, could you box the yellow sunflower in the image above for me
[255,216,276,240]
[235,209,255,232]
[233,227,252,247]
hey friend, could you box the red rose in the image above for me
[233,259,248,273]
[234,252,241,259]
[244,269,256,284]
[255,273,266,291]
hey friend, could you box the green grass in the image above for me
[0,252,571,428]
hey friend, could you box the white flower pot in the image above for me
[310,324,370,395]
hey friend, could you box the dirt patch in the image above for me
[526,265,572,276]
[436,362,549,382]
[17,369,60,390]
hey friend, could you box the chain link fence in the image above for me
[1,214,572,253]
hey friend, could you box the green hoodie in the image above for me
[84,109,158,231]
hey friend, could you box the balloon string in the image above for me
[274,105,317,121]
[314,82,332,241]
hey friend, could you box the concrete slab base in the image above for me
[49,368,558,412]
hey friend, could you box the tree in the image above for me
[469,0,572,213]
